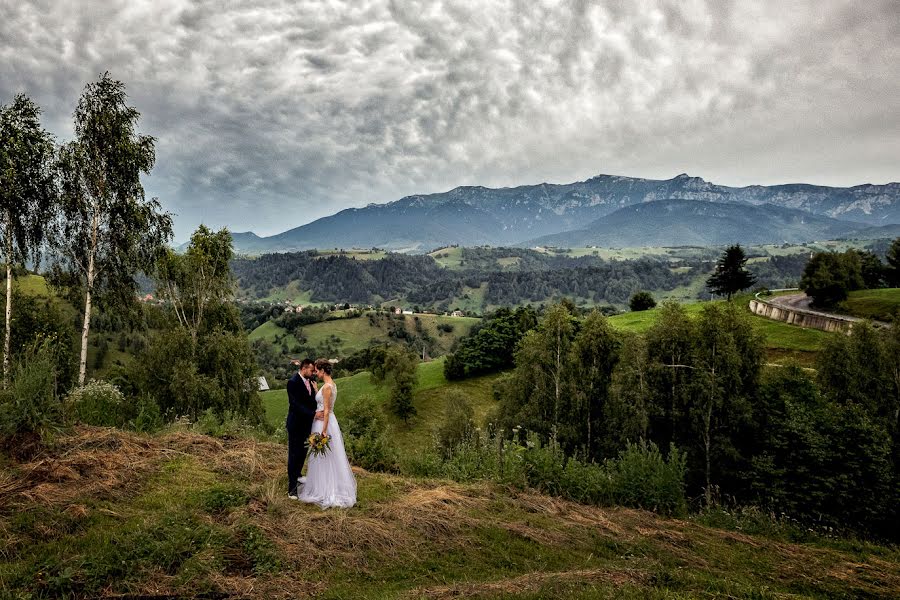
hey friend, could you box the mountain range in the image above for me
[217,174,900,253]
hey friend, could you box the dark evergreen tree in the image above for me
[705,244,757,300]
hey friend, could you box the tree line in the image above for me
[1,75,264,443]
[444,300,899,538]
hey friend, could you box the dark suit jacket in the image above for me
[286,373,317,431]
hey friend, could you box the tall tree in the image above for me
[705,244,757,300]
[155,225,233,347]
[0,95,57,386]
[886,237,900,288]
[568,310,620,458]
[57,74,172,385]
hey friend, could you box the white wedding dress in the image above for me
[298,381,357,509]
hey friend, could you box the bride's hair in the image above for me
[315,358,333,376]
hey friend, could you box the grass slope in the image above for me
[262,357,500,453]
[3,427,899,599]
[250,313,480,358]
[839,288,900,322]
[608,298,833,366]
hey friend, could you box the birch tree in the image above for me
[154,225,233,347]
[0,94,57,386]
[57,74,172,386]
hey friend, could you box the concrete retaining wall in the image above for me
[748,298,854,333]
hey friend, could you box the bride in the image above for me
[298,358,357,508]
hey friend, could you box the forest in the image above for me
[231,245,817,309]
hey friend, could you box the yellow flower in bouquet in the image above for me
[306,432,331,457]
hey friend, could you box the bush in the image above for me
[130,395,164,433]
[435,390,475,454]
[629,291,657,312]
[342,395,396,472]
[0,340,62,439]
[607,440,687,516]
[67,380,127,427]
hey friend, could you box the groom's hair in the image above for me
[299,358,315,369]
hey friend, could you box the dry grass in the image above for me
[407,567,651,599]
[3,427,900,599]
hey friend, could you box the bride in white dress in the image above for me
[298,359,357,508]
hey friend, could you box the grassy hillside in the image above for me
[839,288,900,322]
[262,357,500,454]
[608,298,833,366]
[250,312,480,358]
[3,426,898,599]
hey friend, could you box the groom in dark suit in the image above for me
[286,358,320,498]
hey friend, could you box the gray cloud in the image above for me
[1,0,898,241]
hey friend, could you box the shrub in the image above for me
[435,390,475,454]
[342,395,396,472]
[0,340,61,439]
[130,395,164,433]
[67,380,127,427]
[629,291,657,312]
[607,440,687,516]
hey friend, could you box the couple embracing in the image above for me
[286,358,356,508]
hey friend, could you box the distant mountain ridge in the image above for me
[221,174,900,253]
[524,199,862,248]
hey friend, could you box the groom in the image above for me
[286,358,320,499]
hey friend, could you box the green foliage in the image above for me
[607,440,687,516]
[404,430,687,516]
[886,237,900,287]
[199,485,249,513]
[629,291,656,311]
[155,225,233,343]
[130,395,164,433]
[0,340,61,438]
[435,389,476,454]
[67,379,126,427]
[705,244,757,300]
[130,326,263,423]
[0,289,77,391]
[444,306,537,380]
[55,73,173,385]
[341,394,396,472]
[0,93,58,384]
[800,250,865,308]
[379,345,418,422]
[497,304,575,442]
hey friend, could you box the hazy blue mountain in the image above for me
[524,200,862,248]
[223,174,899,253]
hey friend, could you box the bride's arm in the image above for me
[321,385,333,436]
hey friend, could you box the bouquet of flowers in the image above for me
[306,432,331,457]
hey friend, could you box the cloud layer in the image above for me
[1,0,898,240]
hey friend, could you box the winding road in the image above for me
[764,292,889,328]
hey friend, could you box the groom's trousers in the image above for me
[287,415,313,495]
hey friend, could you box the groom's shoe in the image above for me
[287,491,299,500]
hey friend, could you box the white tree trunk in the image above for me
[78,252,95,387]
[3,252,11,388]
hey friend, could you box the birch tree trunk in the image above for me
[3,220,12,388]
[78,251,95,386]
[78,210,99,387]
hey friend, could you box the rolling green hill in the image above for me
[839,288,900,322]
[608,298,833,366]
[261,357,500,453]
[249,312,480,359]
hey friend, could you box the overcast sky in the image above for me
[2,1,898,242]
